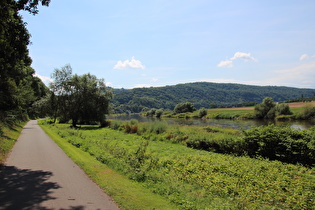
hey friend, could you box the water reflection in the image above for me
[108,114,315,130]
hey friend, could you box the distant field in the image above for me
[208,101,315,111]
[289,101,315,108]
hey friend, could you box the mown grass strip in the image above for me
[0,121,27,163]
[39,121,177,210]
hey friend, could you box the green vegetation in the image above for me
[40,119,315,209]
[151,98,314,121]
[0,0,50,123]
[254,97,293,119]
[0,121,27,163]
[39,120,176,210]
[111,82,315,113]
[40,65,112,127]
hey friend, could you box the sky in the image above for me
[21,0,315,89]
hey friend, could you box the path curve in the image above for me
[0,120,120,210]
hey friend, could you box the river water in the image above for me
[109,114,315,130]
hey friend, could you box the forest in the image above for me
[111,82,315,113]
[0,0,50,124]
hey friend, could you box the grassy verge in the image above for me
[0,121,27,163]
[39,120,177,210]
[40,120,315,209]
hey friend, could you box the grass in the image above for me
[0,121,27,163]
[160,101,315,120]
[40,119,315,209]
[39,121,177,210]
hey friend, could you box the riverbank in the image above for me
[39,119,315,209]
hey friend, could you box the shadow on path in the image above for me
[0,165,87,210]
[0,165,60,209]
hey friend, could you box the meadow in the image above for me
[39,119,315,209]
[167,101,315,120]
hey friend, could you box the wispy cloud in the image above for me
[299,54,310,61]
[133,84,152,88]
[231,52,257,61]
[217,60,233,68]
[114,56,145,69]
[217,51,257,68]
[268,61,315,87]
[33,73,53,84]
[299,53,315,61]
[105,82,113,87]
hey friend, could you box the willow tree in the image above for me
[50,65,112,127]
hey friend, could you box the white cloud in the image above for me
[105,82,113,87]
[151,78,158,82]
[217,51,257,68]
[217,60,233,68]
[300,54,309,61]
[231,52,257,61]
[34,73,53,84]
[114,56,145,69]
[133,84,152,88]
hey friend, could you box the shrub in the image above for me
[300,104,315,119]
[174,102,196,114]
[276,103,292,115]
[198,108,208,118]
[155,109,163,118]
[254,97,276,119]
[143,121,168,134]
[145,109,156,117]
[243,124,315,166]
[110,120,123,130]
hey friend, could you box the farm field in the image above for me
[39,119,315,209]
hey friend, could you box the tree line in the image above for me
[111,82,315,113]
[0,0,51,124]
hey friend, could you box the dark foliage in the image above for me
[0,0,50,123]
[111,82,315,113]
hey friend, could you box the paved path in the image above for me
[0,120,120,210]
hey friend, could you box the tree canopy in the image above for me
[0,0,50,122]
[254,97,293,119]
[49,65,112,127]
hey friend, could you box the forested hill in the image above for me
[111,82,315,113]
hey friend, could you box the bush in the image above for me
[276,103,292,115]
[243,124,315,166]
[143,121,168,134]
[145,109,156,117]
[174,102,196,114]
[198,108,208,118]
[254,97,276,119]
[155,109,163,118]
[300,104,315,119]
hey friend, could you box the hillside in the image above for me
[111,82,315,113]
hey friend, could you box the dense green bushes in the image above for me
[40,120,315,209]
[186,124,315,166]
[108,119,315,167]
[243,125,315,165]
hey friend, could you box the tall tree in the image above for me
[50,65,112,127]
[254,97,276,119]
[0,0,50,121]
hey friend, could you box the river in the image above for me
[109,114,315,130]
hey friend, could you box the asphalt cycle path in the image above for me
[0,120,120,210]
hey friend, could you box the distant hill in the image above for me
[111,82,315,113]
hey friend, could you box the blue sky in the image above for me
[21,0,315,89]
